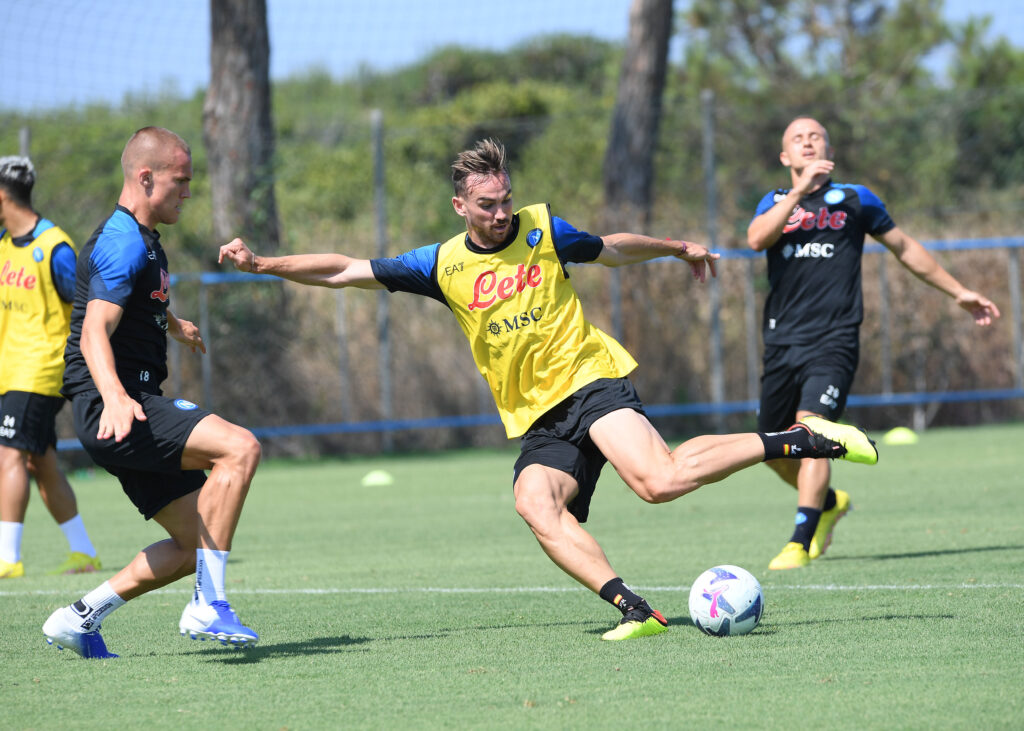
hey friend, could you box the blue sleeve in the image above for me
[50,241,77,303]
[88,232,149,307]
[854,185,896,236]
[750,190,782,224]
[552,216,603,264]
[369,243,447,305]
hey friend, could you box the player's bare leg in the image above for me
[513,464,615,592]
[0,445,30,577]
[590,409,766,503]
[514,463,668,641]
[29,448,101,574]
[177,414,262,646]
[108,492,200,600]
[765,409,851,569]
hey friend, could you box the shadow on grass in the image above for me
[768,613,955,632]
[582,614,697,637]
[194,635,373,664]
[823,544,1024,562]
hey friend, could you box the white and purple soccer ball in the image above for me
[688,565,764,636]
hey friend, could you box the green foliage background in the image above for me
[2,2,1022,456]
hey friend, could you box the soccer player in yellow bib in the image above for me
[219,138,878,641]
[0,156,101,579]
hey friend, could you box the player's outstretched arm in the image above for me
[218,237,384,290]
[877,227,1001,326]
[597,233,719,282]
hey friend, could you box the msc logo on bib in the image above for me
[782,242,835,260]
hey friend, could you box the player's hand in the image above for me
[793,159,834,196]
[956,290,1001,326]
[219,237,256,272]
[98,392,147,443]
[170,317,206,354]
[675,241,720,283]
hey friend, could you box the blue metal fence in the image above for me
[56,237,1024,451]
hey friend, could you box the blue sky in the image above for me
[1,0,1021,111]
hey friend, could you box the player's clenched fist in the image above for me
[219,237,256,272]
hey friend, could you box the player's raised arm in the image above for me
[218,237,384,290]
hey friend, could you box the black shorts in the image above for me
[72,390,209,520]
[758,330,859,432]
[513,377,645,523]
[0,390,63,454]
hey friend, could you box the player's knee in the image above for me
[219,429,261,476]
[635,477,673,504]
[634,471,695,504]
[513,489,559,534]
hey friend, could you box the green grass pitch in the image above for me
[2,423,1022,728]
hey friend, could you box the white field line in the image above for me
[3,582,1023,598]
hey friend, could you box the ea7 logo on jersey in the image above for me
[782,242,835,260]
[783,206,848,234]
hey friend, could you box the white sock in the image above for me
[70,580,126,631]
[194,548,229,606]
[58,514,97,557]
[0,521,23,563]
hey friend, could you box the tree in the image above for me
[602,0,674,232]
[204,0,280,251]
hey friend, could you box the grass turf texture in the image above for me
[2,423,1022,729]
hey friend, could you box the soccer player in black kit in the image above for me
[748,116,1001,570]
[42,127,262,657]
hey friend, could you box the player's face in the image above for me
[148,147,193,226]
[780,118,832,173]
[453,172,513,248]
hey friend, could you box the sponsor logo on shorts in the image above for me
[174,399,198,410]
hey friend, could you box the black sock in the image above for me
[758,425,814,461]
[599,577,644,614]
[789,507,822,550]
[823,488,837,512]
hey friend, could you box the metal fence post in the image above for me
[1008,247,1023,389]
[701,89,724,430]
[335,290,353,420]
[19,126,31,157]
[372,109,393,451]
[878,255,893,395]
[744,258,759,403]
[199,278,213,409]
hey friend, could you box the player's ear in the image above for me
[779,150,791,168]
[452,195,467,218]
[139,167,153,191]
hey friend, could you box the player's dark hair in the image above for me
[451,138,508,197]
[0,156,35,208]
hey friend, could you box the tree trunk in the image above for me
[204,0,279,251]
[602,0,674,234]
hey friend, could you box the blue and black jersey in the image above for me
[62,205,172,397]
[370,214,604,302]
[751,180,895,346]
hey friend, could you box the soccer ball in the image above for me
[688,565,764,636]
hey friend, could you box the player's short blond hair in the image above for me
[451,138,508,197]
